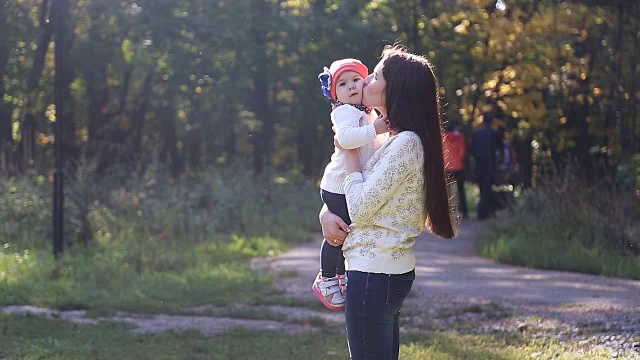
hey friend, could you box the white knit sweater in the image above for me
[343,131,427,274]
[319,105,386,194]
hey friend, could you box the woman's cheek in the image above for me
[362,91,370,107]
[364,84,374,98]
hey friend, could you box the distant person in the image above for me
[496,127,518,185]
[313,58,390,310]
[494,127,519,210]
[511,125,533,188]
[443,119,469,219]
[471,113,502,219]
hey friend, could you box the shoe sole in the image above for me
[312,284,345,311]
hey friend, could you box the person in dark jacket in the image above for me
[470,113,502,219]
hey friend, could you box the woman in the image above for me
[320,46,456,359]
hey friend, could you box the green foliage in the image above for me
[228,235,288,257]
[478,174,640,279]
[0,166,321,311]
[0,314,350,359]
[1,0,638,182]
[0,174,51,249]
[465,181,480,214]
[0,226,280,311]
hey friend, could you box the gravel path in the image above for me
[256,219,640,308]
[252,218,640,358]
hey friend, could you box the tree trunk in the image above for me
[604,5,624,135]
[159,98,182,177]
[14,0,54,172]
[222,50,239,162]
[0,103,10,177]
[0,5,10,176]
[566,19,599,179]
[627,2,639,155]
[94,66,134,172]
[19,114,36,173]
[130,69,153,170]
[87,66,109,162]
[406,2,420,52]
[250,0,272,174]
[62,63,77,166]
[27,0,53,95]
[185,99,203,171]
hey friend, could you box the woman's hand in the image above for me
[373,114,391,134]
[319,204,349,246]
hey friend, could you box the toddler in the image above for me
[313,58,388,310]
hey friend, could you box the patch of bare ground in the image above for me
[398,290,640,358]
[1,305,318,335]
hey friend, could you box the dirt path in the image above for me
[256,218,640,308]
[252,218,640,358]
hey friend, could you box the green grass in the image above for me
[0,313,350,360]
[0,313,622,360]
[401,332,616,360]
[0,236,284,312]
[479,229,640,280]
[477,179,640,280]
[0,167,322,312]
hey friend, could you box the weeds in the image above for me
[0,165,321,311]
[478,170,640,279]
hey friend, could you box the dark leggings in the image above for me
[320,189,351,278]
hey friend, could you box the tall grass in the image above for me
[478,171,640,279]
[0,165,322,311]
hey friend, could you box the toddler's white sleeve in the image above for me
[332,106,376,150]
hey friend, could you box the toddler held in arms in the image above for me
[312,58,389,310]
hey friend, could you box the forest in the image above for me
[1,1,640,358]
[1,0,638,183]
[1,0,639,275]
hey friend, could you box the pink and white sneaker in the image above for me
[312,272,345,310]
[337,273,348,295]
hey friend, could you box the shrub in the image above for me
[0,165,322,309]
[478,171,640,279]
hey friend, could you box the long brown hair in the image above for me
[381,46,456,239]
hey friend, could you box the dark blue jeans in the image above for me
[345,270,415,360]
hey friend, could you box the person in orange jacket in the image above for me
[443,119,469,219]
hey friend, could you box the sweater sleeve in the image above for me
[332,106,376,150]
[344,132,423,224]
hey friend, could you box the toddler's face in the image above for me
[335,71,365,105]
